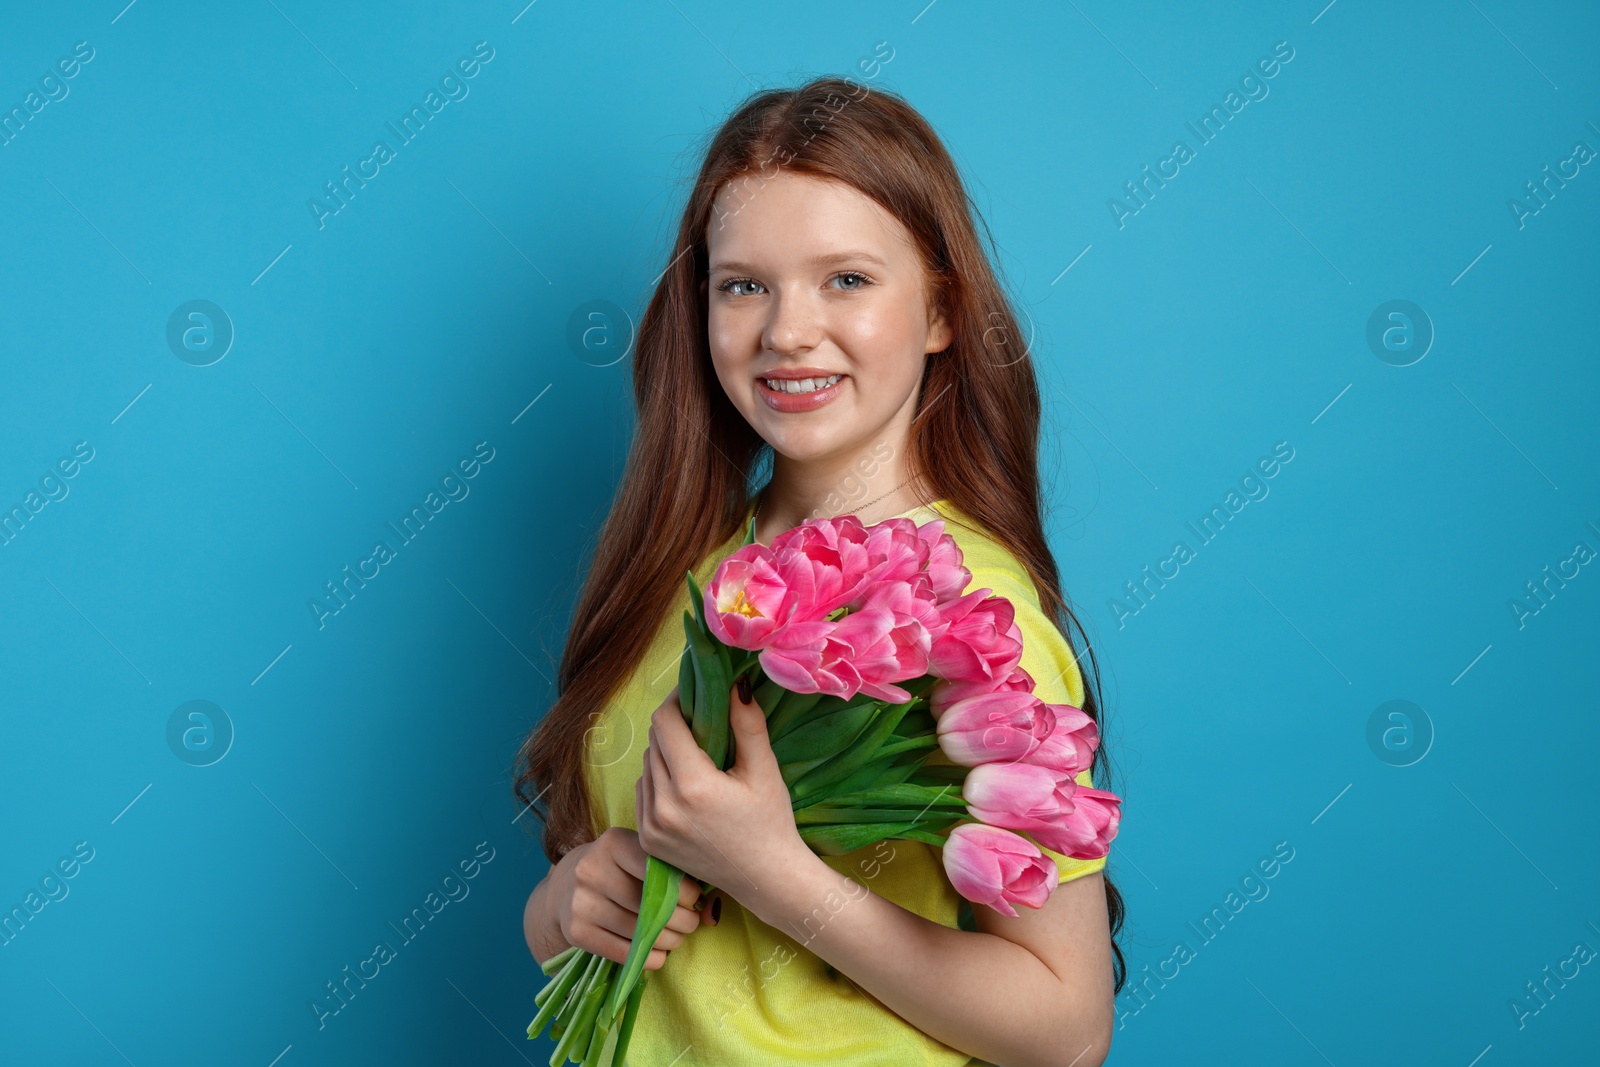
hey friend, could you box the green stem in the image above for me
[609,973,648,1067]
[539,943,581,978]
[545,952,600,1054]
[794,805,966,825]
[528,948,590,1037]
[872,733,939,759]
[551,957,613,1065]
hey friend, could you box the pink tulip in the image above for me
[941,823,1056,918]
[936,691,1053,766]
[861,518,929,583]
[928,587,1024,685]
[1027,703,1100,778]
[760,592,933,703]
[703,543,798,650]
[845,579,939,694]
[768,516,875,617]
[1033,785,1120,860]
[929,666,1036,722]
[913,520,972,603]
[964,763,1120,860]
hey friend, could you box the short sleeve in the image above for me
[969,564,1107,887]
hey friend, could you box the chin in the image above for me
[769,430,861,467]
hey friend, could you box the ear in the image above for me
[926,301,953,355]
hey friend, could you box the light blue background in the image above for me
[2,2,1595,1064]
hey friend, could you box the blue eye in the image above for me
[716,277,763,297]
[714,272,873,296]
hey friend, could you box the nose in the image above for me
[761,289,821,356]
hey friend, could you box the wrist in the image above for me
[735,841,838,932]
[525,875,566,964]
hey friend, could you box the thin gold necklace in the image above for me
[754,474,919,527]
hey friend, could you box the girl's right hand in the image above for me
[528,827,716,970]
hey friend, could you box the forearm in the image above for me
[735,847,1099,1067]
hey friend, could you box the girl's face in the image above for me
[703,170,951,468]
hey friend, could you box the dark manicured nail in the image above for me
[711,896,722,923]
[736,675,752,704]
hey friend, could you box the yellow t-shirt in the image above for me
[582,497,1105,1065]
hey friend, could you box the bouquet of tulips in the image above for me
[527,508,1122,1064]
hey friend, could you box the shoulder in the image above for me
[927,500,1043,613]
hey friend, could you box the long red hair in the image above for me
[513,75,1127,992]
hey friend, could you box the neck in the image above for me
[755,448,935,543]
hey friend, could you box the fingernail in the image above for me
[711,896,722,923]
[736,675,752,704]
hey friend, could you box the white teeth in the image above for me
[764,374,842,394]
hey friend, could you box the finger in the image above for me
[590,930,669,973]
[573,924,636,966]
[647,733,674,797]
[663,903,701,936]
[605,864,644,915]
[678,876,703,909]
[585,895,657,944]
[651,697,713,778]
[646,724,669,782]
[653,924,689,952]
[637,750,655,833]
[611,830,648,881]
[728,682,779,778]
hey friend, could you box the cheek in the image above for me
[836,302,922,384]
[706,316,748,396]
[708,310,756,370]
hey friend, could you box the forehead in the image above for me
[706,170,917,268]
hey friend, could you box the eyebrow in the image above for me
[709,250,891,274]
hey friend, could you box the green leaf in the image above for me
[798,751,897,807]
[685,569,708,633]
[753,676,787,721]
[766,690,833,740]
[794,805,959,825]
[892,708,937,736]
[686,624,731,768]
[789,701,912,801]
[677,613,697,713]
[798,820,920,855]
[601,855,686,1022]
[779,754,832,789]
[872,733,939,760]
[769,702,878,765]
[910,763,969,786]
[821,783,968,808]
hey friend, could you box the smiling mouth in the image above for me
[759,374,844,395]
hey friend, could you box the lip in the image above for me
[756,371,847,413]
[758,366,844,380]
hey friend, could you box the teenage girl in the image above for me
[516,77,1125,1067]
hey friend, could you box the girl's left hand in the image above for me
[636,678,807,898]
